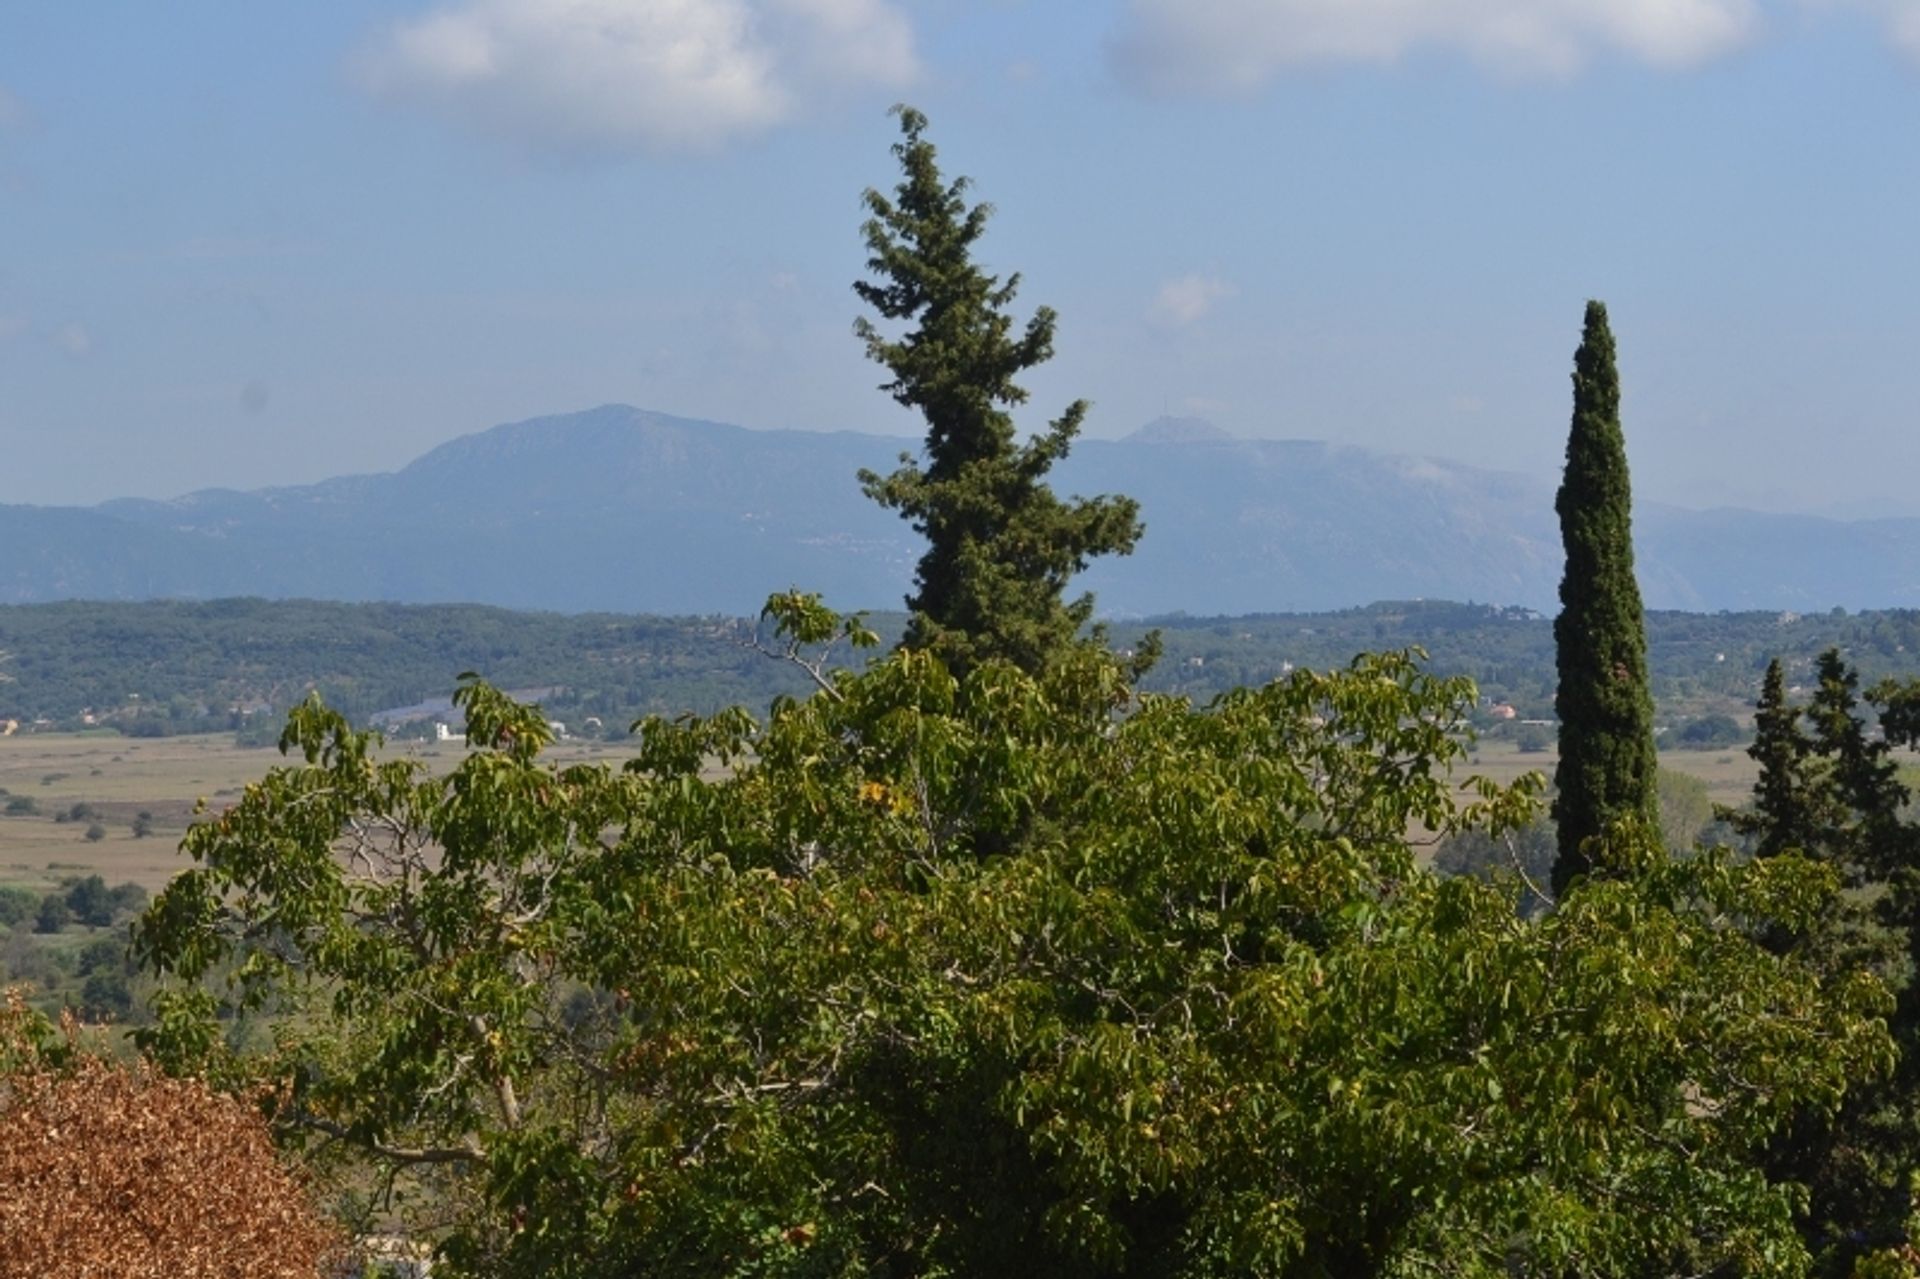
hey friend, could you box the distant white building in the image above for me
[434,722,465,743]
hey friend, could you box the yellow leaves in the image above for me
[856,777,916,818]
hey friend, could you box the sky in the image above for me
[2,1,1919,514]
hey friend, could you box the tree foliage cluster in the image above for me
[132,638,1894,1277]
[1695,648,1920,1268]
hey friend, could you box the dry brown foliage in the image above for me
[0,990,345,1279]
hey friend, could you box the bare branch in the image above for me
[292,1115,486,1166]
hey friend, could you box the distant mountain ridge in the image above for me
[7,404,1920,615]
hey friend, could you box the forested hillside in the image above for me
[6,597,1920,741]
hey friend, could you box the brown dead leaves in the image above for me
[1,992,343,1279]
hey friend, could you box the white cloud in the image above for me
[1811,0,1920,60]
[1152,274,1235,326]
[1110,0,1761,91]
[356,0,919,154]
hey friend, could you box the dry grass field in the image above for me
[1460,738,1764,809]
[0,731,645,895]
[1,727,1902,897]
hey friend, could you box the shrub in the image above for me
[0,886,36,929]
[0,991,343,1277]
[64,875,113,927]
[33,895,70,935]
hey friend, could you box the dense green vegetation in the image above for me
[0,875,149,1022]
[132,633,1894,1277]
[0,599,833,737]
[11,597,1920,746]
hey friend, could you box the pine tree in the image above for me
[854,107,1143,680]
[1722,657,1819,859]
[1550,301,1659,898]
[1806,647,1908,881]
[1750,650,1920,1271]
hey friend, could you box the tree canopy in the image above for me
[127,620,1897,1277]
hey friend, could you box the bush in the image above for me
[33,896,70,935]
[0,991,344,1277]
[77,969,133,1022]
[1514,722,1555,754]
[64,876,113,927]
[83,823,107,844]
[1674,713,1744,750]
[107,882,148,917]
[4,796,38,817]
[0,886,37,929]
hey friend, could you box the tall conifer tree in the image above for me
[854,108,1143,680]
[1551,301,1659,897]
[1722,657,1819,860]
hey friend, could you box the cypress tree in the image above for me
[854,107,1143,680]
[1550,301,1659,898]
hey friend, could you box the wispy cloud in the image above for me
[355,0,920,155]
[1110,0,1761,92]
[1812,0,1920,60]
[54,322,93,357]
[1153,273,1236,326]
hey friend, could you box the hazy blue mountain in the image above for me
[7,404,1918,615]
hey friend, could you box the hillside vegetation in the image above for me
[6,598,1920,742]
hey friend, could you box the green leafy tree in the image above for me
[0,885,36,928]
[65,874,114,927]
[1551,300,1660,898]
[133,635,1892,1278]
[33,894,69,935]
[854,107,1143,680]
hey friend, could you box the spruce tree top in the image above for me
[854,107,1142,680]
[1551,300,1660,897]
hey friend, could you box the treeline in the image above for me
[9,595,1920,742]
[0,599,835,737]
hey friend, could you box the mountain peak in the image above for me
[1124,416,1235,445]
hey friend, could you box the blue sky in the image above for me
[2,1,1918,514]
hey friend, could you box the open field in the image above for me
[0,728,1808,898]
[0,731,647,894]
[1463,738,1763,810]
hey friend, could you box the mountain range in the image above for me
[6,404,1918,616]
